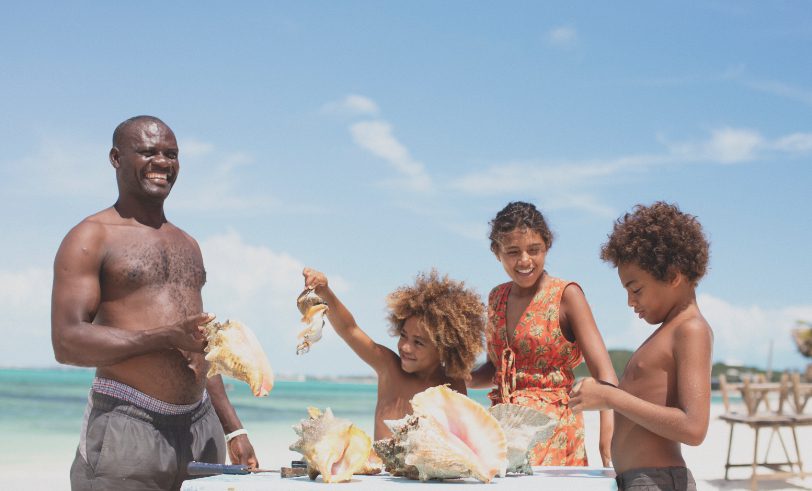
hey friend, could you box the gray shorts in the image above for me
[615,466,696,491]
[70,390,226,491]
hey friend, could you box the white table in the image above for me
[181,466,617,490]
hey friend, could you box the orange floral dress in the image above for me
[486,275,588,466]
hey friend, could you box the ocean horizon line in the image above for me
[0,365,379,384]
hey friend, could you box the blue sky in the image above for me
[1,2,811,376]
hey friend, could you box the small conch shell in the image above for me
[289,407,372,483]
[202,319,274,397]
[488,403,555,475]
[296,289,329,355]
[378,385,507,483]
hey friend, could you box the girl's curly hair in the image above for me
[386,270,485,380]
[600,201,710,285]
[488,201,554,254]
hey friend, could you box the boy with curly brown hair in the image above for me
[569,202,713,491]
[302,267,485,439]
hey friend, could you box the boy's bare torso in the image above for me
[89,208,208,404]
[373,364,466,440]
[612,321,684,473]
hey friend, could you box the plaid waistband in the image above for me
[92,377,208,415]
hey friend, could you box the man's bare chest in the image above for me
[102,239,206,291]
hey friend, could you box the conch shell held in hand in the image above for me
[289,407,373,483]
[375,385,507,483]
[296,289,329,355]
[202,319,274,397]
[488,403,555,475]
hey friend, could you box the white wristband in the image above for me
[225,428,248,443]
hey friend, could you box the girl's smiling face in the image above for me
[397,316,441,375]
[495,228,548,293]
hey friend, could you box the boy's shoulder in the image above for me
[625,309,712,379]
[668,306,713,344]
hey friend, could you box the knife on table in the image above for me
[187,462,279,476]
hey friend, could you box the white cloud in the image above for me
[772,132,812,153]
[201,230,307,315]
[0,268,54,367]
[700,294,812,370]
[200,231,354,374]
[708,128,763,163]
[350,120,433,192]
[452,127,811,215]
[451,154,659,195]
[664,127,812,163]
[745,79,812,108]
[169,144,277,212]
[603,293,812,370]
[322,94,380,116]
[0,233,361,372]
[547,26,578,47]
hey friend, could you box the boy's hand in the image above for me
[568,377,612,413]
[302,267,328,293]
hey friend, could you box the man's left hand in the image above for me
[228,435,258,468]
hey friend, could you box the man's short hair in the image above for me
[112,115,169,147]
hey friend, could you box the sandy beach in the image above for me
[3,399,811,491]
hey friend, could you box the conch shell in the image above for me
[375,385,507,483]
[202,319,274,397]
[289,407,373,483]
[488,403,555,475]
[296,289,329,355]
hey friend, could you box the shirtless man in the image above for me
[569,202,713,491]
[51,116,257,491]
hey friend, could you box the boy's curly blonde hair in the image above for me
[386,270,485,380]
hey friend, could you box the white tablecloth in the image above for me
[180,466,617,490]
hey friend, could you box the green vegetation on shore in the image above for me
[574,349,788,383]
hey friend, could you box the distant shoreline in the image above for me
[0,366,379,385]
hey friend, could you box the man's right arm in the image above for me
[51,222,208,366]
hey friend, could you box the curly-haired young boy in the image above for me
[302,267,485,439]
[569,201,713,491]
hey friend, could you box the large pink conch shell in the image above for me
[289,407,373,483]
[202,319,274,397]
[375,385,507,483]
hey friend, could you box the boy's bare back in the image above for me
[612,304,712,473]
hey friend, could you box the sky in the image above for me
[1,2,811,376]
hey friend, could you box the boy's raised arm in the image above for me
[303,268,397,374]
[569,318,712,446]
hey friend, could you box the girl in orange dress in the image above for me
[469,201,617,467]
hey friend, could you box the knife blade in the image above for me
[187,461,279,476]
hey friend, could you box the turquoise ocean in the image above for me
[0,368,492,479]
[0,367,730,489]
